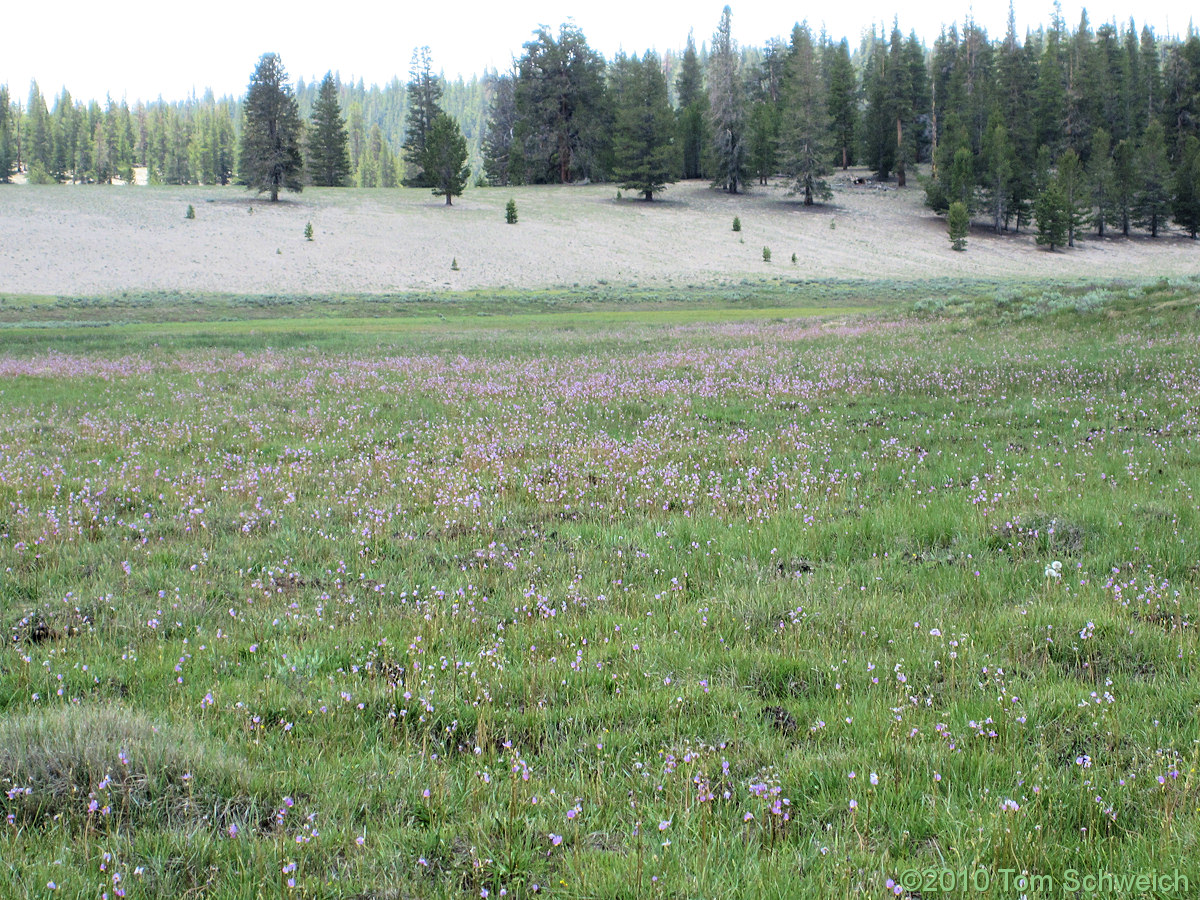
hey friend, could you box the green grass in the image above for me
[1,279,1199,898]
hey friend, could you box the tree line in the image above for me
[2,5,1199,235]
[0,60,487,190]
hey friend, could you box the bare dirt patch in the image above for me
[2,170,1196,295]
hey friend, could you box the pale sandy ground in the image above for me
[1,170,1196,295]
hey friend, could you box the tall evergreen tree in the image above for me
[1088,128,1116,236]
[982,113,1013,232]
[1064,10,1093,155]
[1173,135,1200,238]
[824,38,857,169]
[708,6,748,193]
[239,53,304,201]
[51,90,77,182]
[998,4,1036,229]
[0,87,13,182]
[308,72,351,186]
[747,101,778,185]
[780,22,831,205]
[1056,148,1087,246]
[26,82,54,179]
[514,23,609,184]
[402,47,445,187]
[422,112,469,204]
[1162,34,1200,158]
[612,51,677,200]
[1112,137,1136,235]
[1134,119,1172,235]
[903,32,932,164]
[1036,15,1068,156]
[886,25,914,187]
[862,30,894,178]
[675,30,709,179]
[1139,26,1163,128]
[482,69,520,185]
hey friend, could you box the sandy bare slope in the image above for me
[1,172,1196,295]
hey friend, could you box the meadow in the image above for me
[1,277,1199,899]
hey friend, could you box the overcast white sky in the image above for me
[2,1,1195,104]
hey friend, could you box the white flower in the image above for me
[1044,561,1063,579]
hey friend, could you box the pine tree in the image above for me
[747,102,778,185]
[998,3,1037,230]
[402,47,445,187]
[982,114,1013,232]
[676,30,709,179]
[824,38,857,169]
[948,200,969,250]
[513,23,608,184]
[26,82,55,180]
[780,22,831,205]
[1134,119,1171,236]
[1035,177,1069,249]
[1088,128,1116,236]
[0,86,13,182]
[1172,135,1200,238]
[1112,137,1136,235]
[1138,27,1163,127]
[51,90,77,182]
[708,6,748,193]
[1056,148,1088,246]
[1162,34,1200,159]
[1035,14,1068,156]
[949,145,974,210]
[482,69,519,186]
[308,73,351,187]
[612,51,677,200]
[240,53,304,201]
[886,25,914,187]
[862,31,893,179]
[422,112,469,205]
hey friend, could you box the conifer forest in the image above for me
[3,6,1200,236]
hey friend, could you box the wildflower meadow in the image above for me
[1,279,1198,898]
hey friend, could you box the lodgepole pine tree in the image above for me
[1088,128,1115,236]
[1173,135,1200,238]
[402,46,445,187]
[676,30,709,180]
[0,86,13,182]
[824,38,857,169]
[780,22,831,205]
[308,72,351,186]
[1035,177,1069,249]
[1134,119,1171,236]
[708,6,748,193]
[240,53,304,201]
[612,51,677,200]
[1056,148,1088,247]
[422,112,469,205]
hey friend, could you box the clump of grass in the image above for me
[0,706,250,832]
